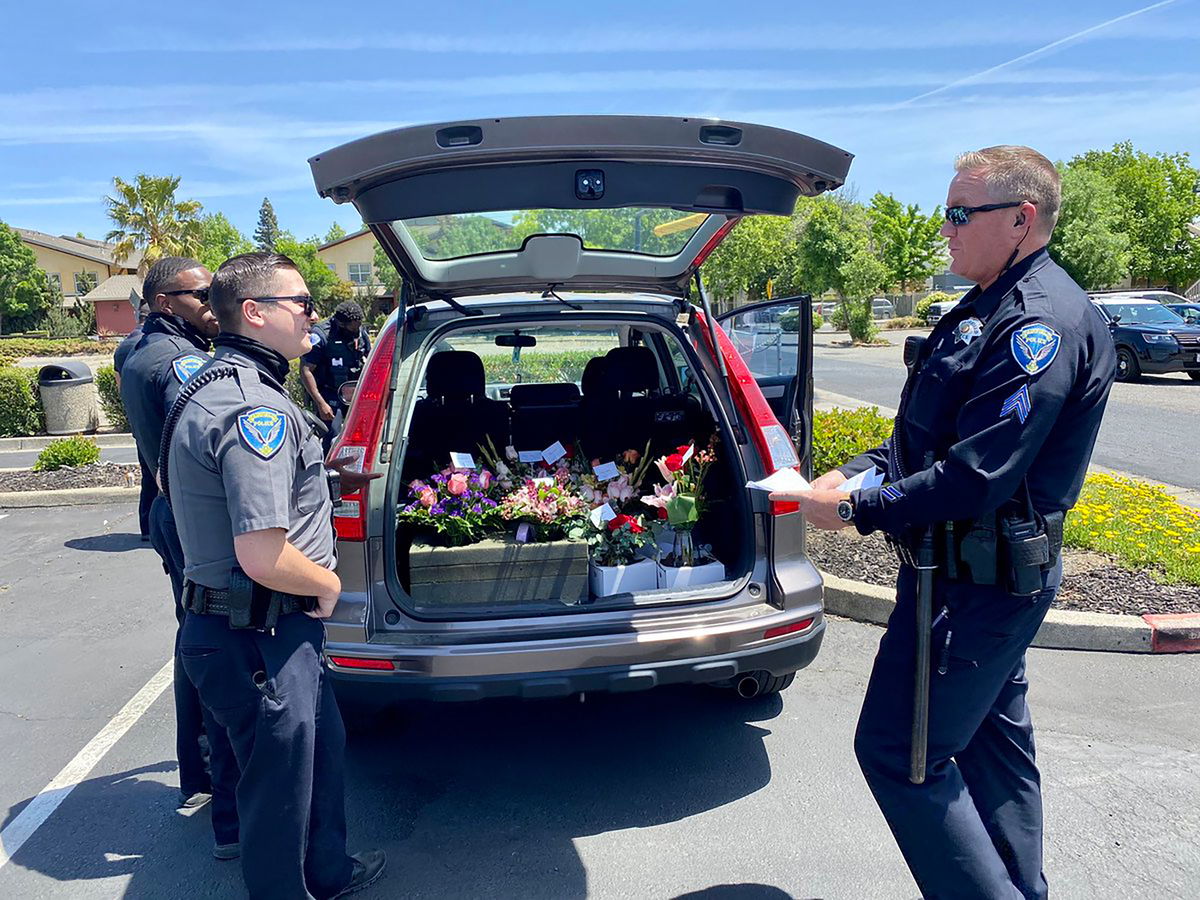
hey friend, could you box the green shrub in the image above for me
[780,308,799,332]
[95,365,129,432]
[883,316,923,330]
[285,363,308,408]
[845,297,879,343]
[481,350,597,384]
[0,367,44,437]
[0,336,112,366]
[914,291,963,324]
[33,435,100,471]
[811,405,893,477]
[812,313,824,331]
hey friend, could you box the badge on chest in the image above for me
[955,318,983,346]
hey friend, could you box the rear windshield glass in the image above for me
[396,210,708,260]
[1101,303,1184,325]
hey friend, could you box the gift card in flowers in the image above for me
[541,441,567,465]
[746,468,811,493]
[449,451,476,470]
[589,502,618,527]
[518,450,544,464]
[592,461,620,481]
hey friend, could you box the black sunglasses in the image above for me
[945,201,1025,227]
[164,288,210,303]
[243,295,316,316]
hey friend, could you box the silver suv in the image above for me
[307,116,853,710]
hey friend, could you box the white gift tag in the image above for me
[588,502,618,527]
[680,443,695,465]
[541,441,567,465]
[518,450,544,464]
[449,451,476,469]
[592,461,620,481]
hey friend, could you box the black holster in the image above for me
[228,566,283,631]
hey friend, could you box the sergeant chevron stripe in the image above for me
[1001,384,1032,424]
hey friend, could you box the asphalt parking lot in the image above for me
[1,502,1198,898]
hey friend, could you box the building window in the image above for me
[347,262,372,285]
[46,273,62,294]
[74,271,99,295]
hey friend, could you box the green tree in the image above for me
[255,197,280,252]
[868,192,945,296]
[701,216,802,308]
[373,241,403,297]
[1068,142,1200,288]
[0,222,51,334]
[323,222,348,244]
[838,248,890,343]
[1048,167,1130,290]
[197,212,253,271]
[104,174,203,271]
[275,233,337,312]
[794,195,871,297]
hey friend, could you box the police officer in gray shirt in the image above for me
[119,257,240,855]
[163,253,385,899]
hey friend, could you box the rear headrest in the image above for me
[425,351,485,400]
[605,346,658,394]
[581,357,613,398]
[509,382,581,408]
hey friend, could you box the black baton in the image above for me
[910,452,936,785]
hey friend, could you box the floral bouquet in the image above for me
[397,467,502,547]
[498,467,590,542]
[577,442,654,515]
[588,513,653,567]
[641,439,717,567]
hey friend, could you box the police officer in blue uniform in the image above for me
[113,297,154,541]
[300,300,371,453]
[774,146,1116,898]
[163,253,385,899]
[118,257,241,856]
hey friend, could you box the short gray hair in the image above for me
[954,145,1061,235]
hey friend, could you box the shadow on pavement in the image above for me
[0,762,243,897]
[64,533,149,553]
[342,684,790,899]
[673,886,808,899]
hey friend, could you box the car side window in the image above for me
[722,302,800,379]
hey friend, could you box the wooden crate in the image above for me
[408,536,589,608]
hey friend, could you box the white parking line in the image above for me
[0,658,173,871]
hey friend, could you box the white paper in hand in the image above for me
[746,468,812,494]
[842,466,885,492]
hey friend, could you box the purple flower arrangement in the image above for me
[397,467,503,546]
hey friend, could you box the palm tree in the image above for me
[104,175,203,272]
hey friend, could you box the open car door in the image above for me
[718,295,814,476]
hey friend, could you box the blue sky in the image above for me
[2,0,1197,244]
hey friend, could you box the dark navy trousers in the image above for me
[180,610,354,900]
[854,563,1060,900]
[136,451,156,538]
[148,497,240,844]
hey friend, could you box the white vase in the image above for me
[656,559,726,589]
[589,558,658,596]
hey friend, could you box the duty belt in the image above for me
[183,581,315,624]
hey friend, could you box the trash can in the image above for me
[38,361,99,435]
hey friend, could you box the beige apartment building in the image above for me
[317,228,379,286]
[16,228,141,300]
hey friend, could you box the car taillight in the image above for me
[764,618,815,639]
[328,320,397,541]
[326,655,395,671]
[694,311,801,516]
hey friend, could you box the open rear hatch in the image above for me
[309,115,852,299]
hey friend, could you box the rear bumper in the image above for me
[326,619,824,703]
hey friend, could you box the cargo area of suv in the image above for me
[386,310,757,620]
[306,115,852,701]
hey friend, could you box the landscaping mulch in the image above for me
[0,462,140,493]
[807,525,1200,616]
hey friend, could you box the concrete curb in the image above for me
[0,485,139,508]
[820,571,1198,654]
[0,433,135,452]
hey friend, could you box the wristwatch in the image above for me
[836,496,856,523]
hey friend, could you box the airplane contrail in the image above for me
[895,0,1183,107]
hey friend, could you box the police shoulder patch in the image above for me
[1010,323,1061,375]
[236,406,288,460]
[172,353,207,384]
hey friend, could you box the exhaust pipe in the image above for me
[736,674,762,699]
